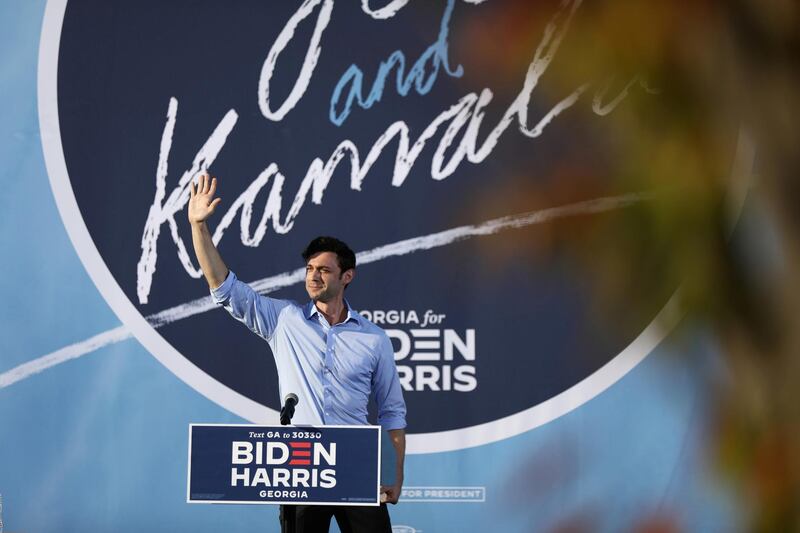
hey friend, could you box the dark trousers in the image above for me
[279,504,391,533]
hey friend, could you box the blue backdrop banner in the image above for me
[0,1,746,531]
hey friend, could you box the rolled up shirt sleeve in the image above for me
[210,271,291,341]
[372,334,407,431]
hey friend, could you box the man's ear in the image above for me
[342,268,355,286]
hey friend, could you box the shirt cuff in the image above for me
[210,270,236,304]
[378,415,406,431]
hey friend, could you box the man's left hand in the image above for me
[380,483,402,504]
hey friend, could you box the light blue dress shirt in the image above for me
[211,271,407,430]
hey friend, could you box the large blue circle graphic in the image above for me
[48,0,691,445]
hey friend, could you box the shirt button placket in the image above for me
[323,331,335,422]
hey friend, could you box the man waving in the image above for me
[188,173,407,533]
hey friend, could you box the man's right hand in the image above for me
[188,173,222,225]
[188,173,229,289]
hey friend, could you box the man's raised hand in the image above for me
[188,173,229,288]
[188,173,222,225]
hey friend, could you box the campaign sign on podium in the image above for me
[187,424,381,505]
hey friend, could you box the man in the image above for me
[188,173,406,533]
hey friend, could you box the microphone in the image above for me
[280,393,299,425]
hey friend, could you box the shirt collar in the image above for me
[305,300,362,326]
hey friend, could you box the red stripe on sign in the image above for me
[289,442,311,448]
[289,459,311,465]
[292,450,311,457]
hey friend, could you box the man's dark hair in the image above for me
[301,236,356,274]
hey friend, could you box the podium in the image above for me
[187,424,382,506]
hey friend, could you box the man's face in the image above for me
[305,251,353,303]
